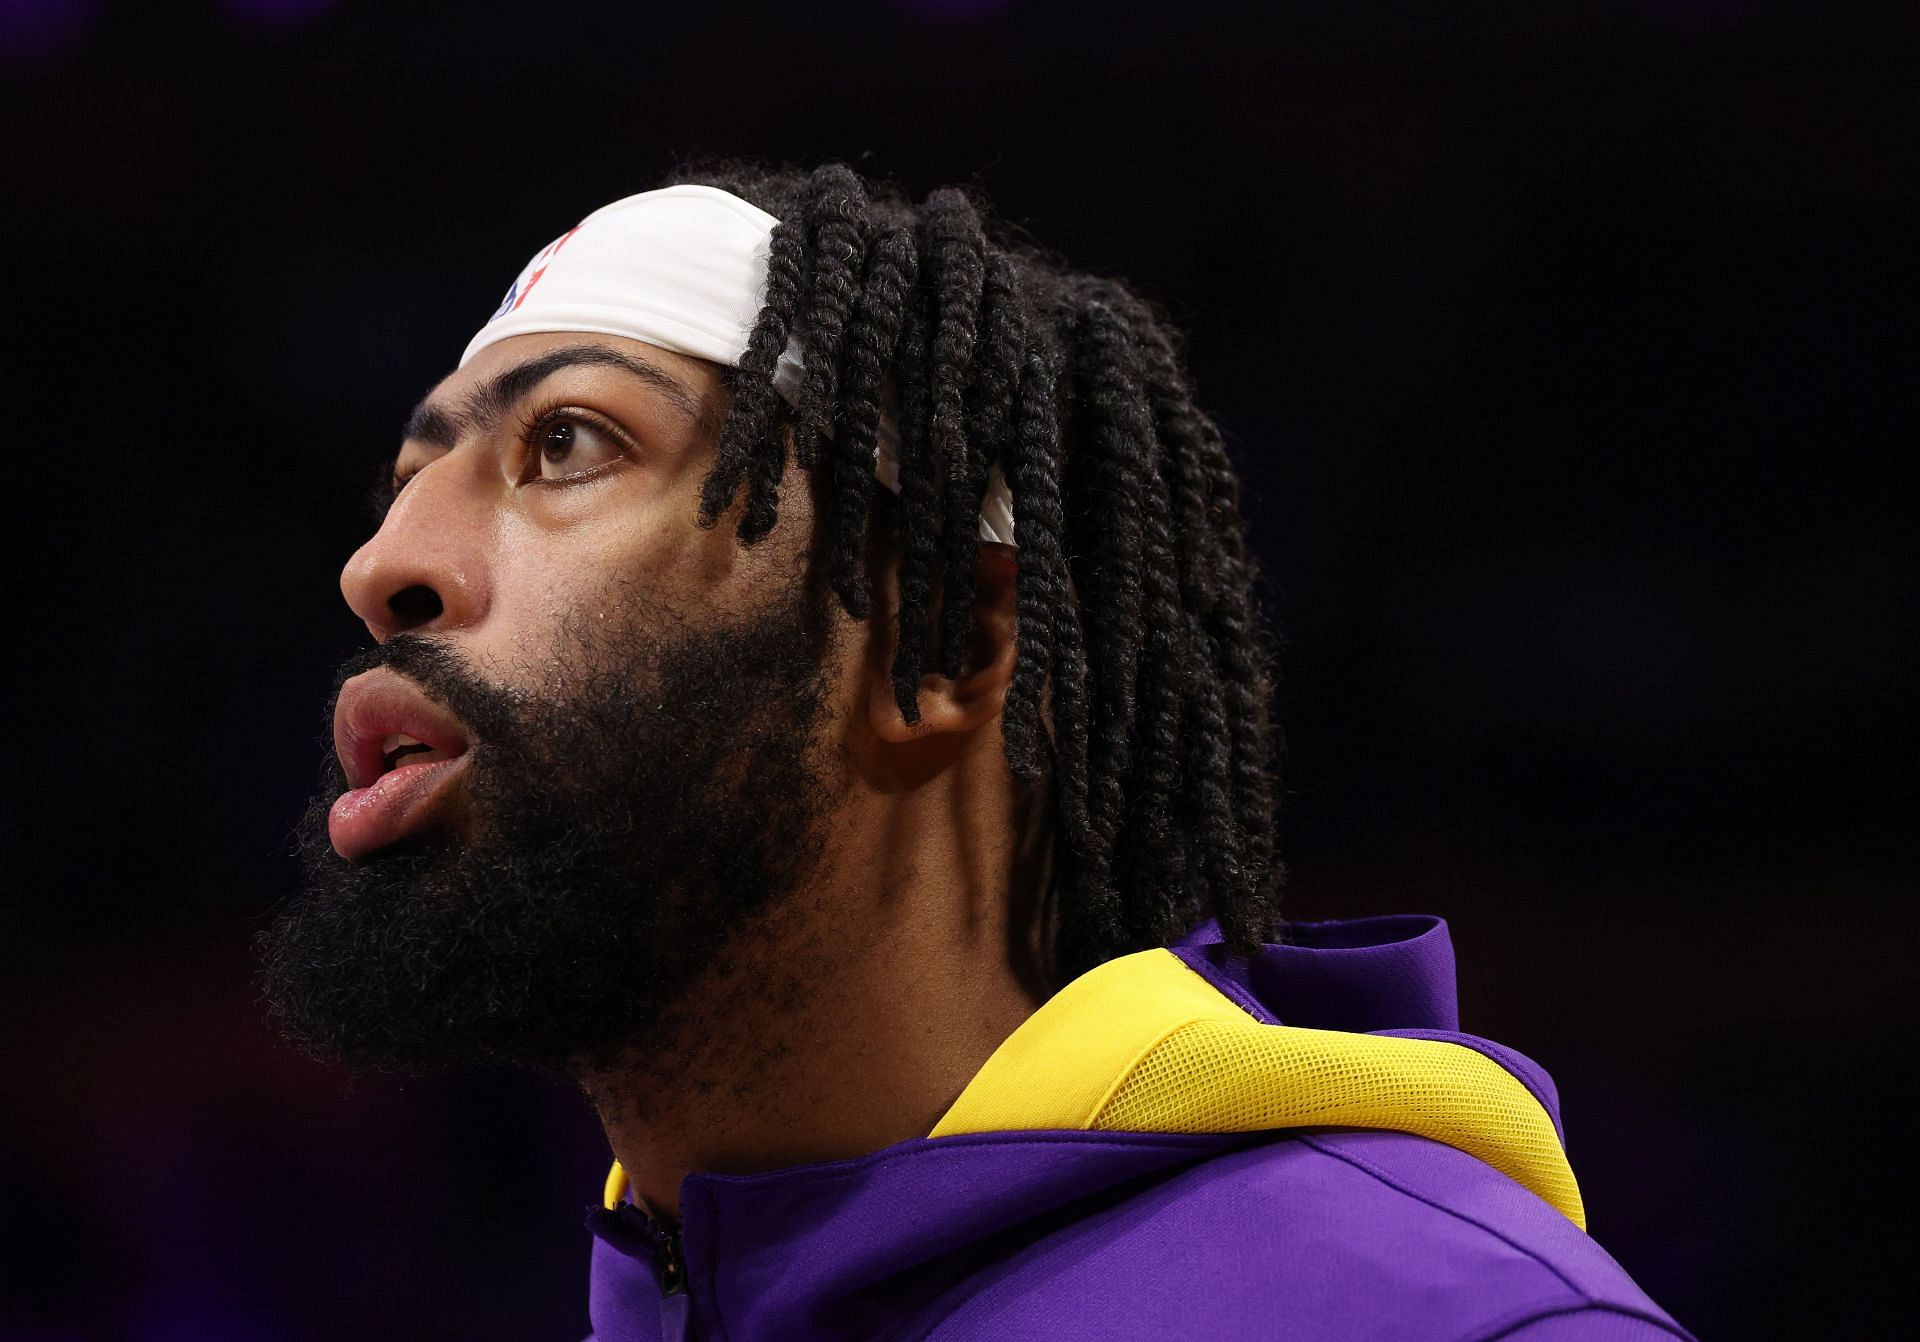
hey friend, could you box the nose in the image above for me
[340,454,493,643]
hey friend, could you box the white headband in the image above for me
[460,184,1015,546]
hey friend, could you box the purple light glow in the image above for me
[0,0,102,70]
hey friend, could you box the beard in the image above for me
[257,576,839,1080]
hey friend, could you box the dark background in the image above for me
[2,1,1911,1338]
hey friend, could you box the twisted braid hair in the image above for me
[676,160,1284,982]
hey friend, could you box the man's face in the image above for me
[259,332,846,1077]
[348,332,785,691]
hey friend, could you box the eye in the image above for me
[368,467,412,522]
[531,414,626,482]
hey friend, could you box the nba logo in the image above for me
[484,223,583,326]
[488,279,521,322]
[510,225,583,313]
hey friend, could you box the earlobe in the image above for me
[867,544,1020,743]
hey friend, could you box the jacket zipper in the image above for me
[646,1218,692,1342]
[657,1223,686,1296]
[625,1203,687,1298]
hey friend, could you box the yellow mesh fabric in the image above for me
[1097,1019,1584,1227]
[932,949,1585,1229]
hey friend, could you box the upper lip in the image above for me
[333,667,473,791]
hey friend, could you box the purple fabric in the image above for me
[1492,1307,1691,1340]
[584,916,1691,1341]
[1174,913,1461,1032]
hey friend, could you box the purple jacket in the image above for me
[584,916,1690,1340]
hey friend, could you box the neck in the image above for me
[578,747,1051,1223]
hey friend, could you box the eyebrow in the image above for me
[399,344,712,453]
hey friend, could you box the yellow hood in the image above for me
[930,947,1585,1228]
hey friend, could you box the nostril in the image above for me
[387,584,443,626]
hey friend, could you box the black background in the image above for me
[2,1,1911,1338]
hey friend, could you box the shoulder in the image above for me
[914,1131,1691,1342]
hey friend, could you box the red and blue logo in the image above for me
[486,223,583,324]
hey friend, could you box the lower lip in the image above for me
[328,756,470,861]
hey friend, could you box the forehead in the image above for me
[428,331,723,410]
[396,331,731,460]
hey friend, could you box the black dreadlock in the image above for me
[678,161,1284,984]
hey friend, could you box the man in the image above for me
[260,162,1689,1341]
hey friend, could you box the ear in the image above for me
[867,543,1020,743]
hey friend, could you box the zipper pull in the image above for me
[623,1197,687,1298]
[600,1165,689,1302]
[657,1224,686,1297]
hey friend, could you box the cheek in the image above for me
[480,495,748,664]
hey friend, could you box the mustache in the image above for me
[327,632,470,698]
[325,633,524,743]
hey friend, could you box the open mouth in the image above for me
[381,734,451,772]
[328,669,475,860]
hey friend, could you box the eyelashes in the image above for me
[511,402,637,484]
[367,464,406,524]
[368,401,638,525]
